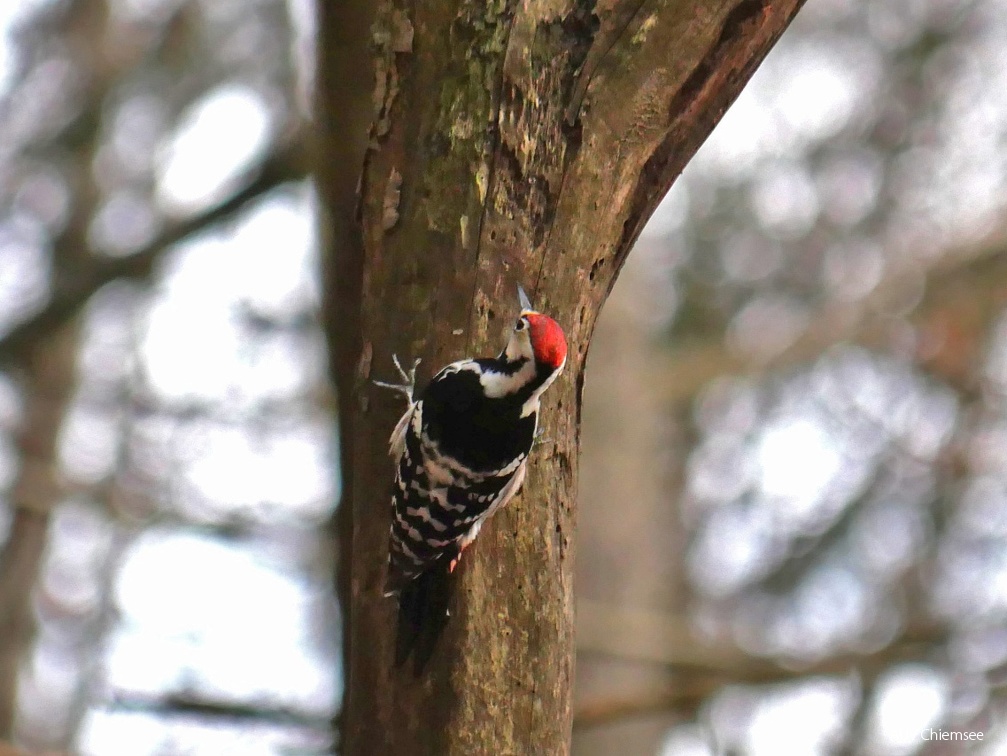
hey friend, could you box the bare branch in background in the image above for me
[0,0,326,750]
[575,600,946,729]
[577,598,944,676]
[0,140,309,369]
[107,692,332,731]
[0,326,81,739]
[655,223,1007,404]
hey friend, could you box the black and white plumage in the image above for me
[376,291,567,670]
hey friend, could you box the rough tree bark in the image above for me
[317,0,806,753]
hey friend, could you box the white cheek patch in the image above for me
[479,359,536,398]
[504,330,534,363]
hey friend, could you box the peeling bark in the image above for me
[317,0,806,753]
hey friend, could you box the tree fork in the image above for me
[317,0,806,753]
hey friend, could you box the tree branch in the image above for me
[653,221,1007,405]
[314,1,376,749]
[0,140,309,369]
[107,692,331,731]
[574,600,946,729]
[0,325,80,737]
[577,598,944,672]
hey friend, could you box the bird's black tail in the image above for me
[394,558,454,675]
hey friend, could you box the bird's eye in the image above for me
[515,319,526,331]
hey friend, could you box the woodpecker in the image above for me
[376,285,567,670]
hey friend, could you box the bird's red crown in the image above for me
[524,312,567,370]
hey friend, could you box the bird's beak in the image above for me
[517,284,533,312]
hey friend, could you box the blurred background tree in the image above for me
[0,0,1005,754]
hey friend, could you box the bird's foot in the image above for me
[374,355,421,402]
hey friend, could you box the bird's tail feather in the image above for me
[394,558,454,675]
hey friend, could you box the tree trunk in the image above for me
[573,251,693,754]
[316,0,806,753]
[0,327,79,738]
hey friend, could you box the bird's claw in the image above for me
[374,355,421,402]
